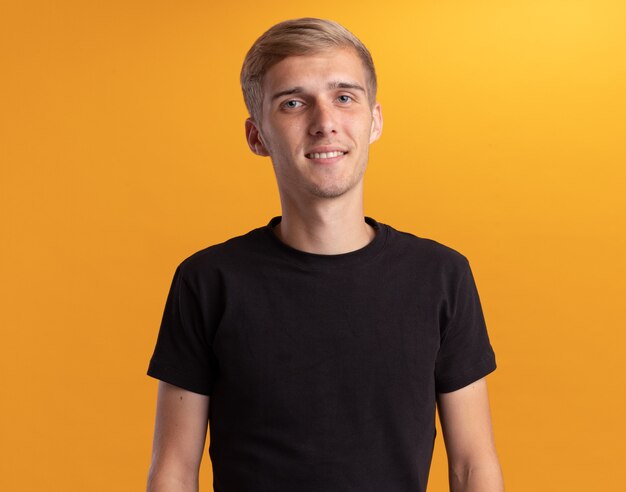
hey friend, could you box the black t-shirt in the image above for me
[147,217,496,492]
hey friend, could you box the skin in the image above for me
[245,47,383,255]
[248,47,381,201]
[147,46,503,492]
[147,382,209,492]
[438,378,505,491]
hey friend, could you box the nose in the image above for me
[308,101,337,137]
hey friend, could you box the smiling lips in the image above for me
[305,150,347,160]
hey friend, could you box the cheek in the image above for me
[347,114,373,136]
[279,126,306,152]
[267,132,298,159]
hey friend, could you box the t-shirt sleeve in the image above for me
[435,258,496,393]
[147,263,218,396]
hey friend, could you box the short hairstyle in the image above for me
[240,18,377,122]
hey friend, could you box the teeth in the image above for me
[307,151,345,159]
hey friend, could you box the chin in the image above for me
[309,188,347,199]
[307,180,357,199]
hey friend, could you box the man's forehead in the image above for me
[262,47,368,93]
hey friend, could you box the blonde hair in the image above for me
[240,18,377,122]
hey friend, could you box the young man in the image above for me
[147,18,503,492]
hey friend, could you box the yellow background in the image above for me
[1,0,625,490]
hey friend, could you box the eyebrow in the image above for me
[270,81,366,101]
[271,87,305,101]
[328,81,366,93]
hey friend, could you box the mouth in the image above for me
[305,150,348,160]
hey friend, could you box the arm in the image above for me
[436,377,504,492]
[147,381,210,492]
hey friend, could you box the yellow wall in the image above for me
[1,1,625,490]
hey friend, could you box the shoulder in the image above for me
[175,225,268,281]
[381,221,471,275]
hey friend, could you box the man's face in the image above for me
[245,47,383,201]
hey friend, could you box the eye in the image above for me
[281,99,303,109]
[337,95,353,104]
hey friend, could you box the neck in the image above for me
[273,186,376,255]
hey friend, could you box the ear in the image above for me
[245,118,270,156]
[369,102,383,144]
